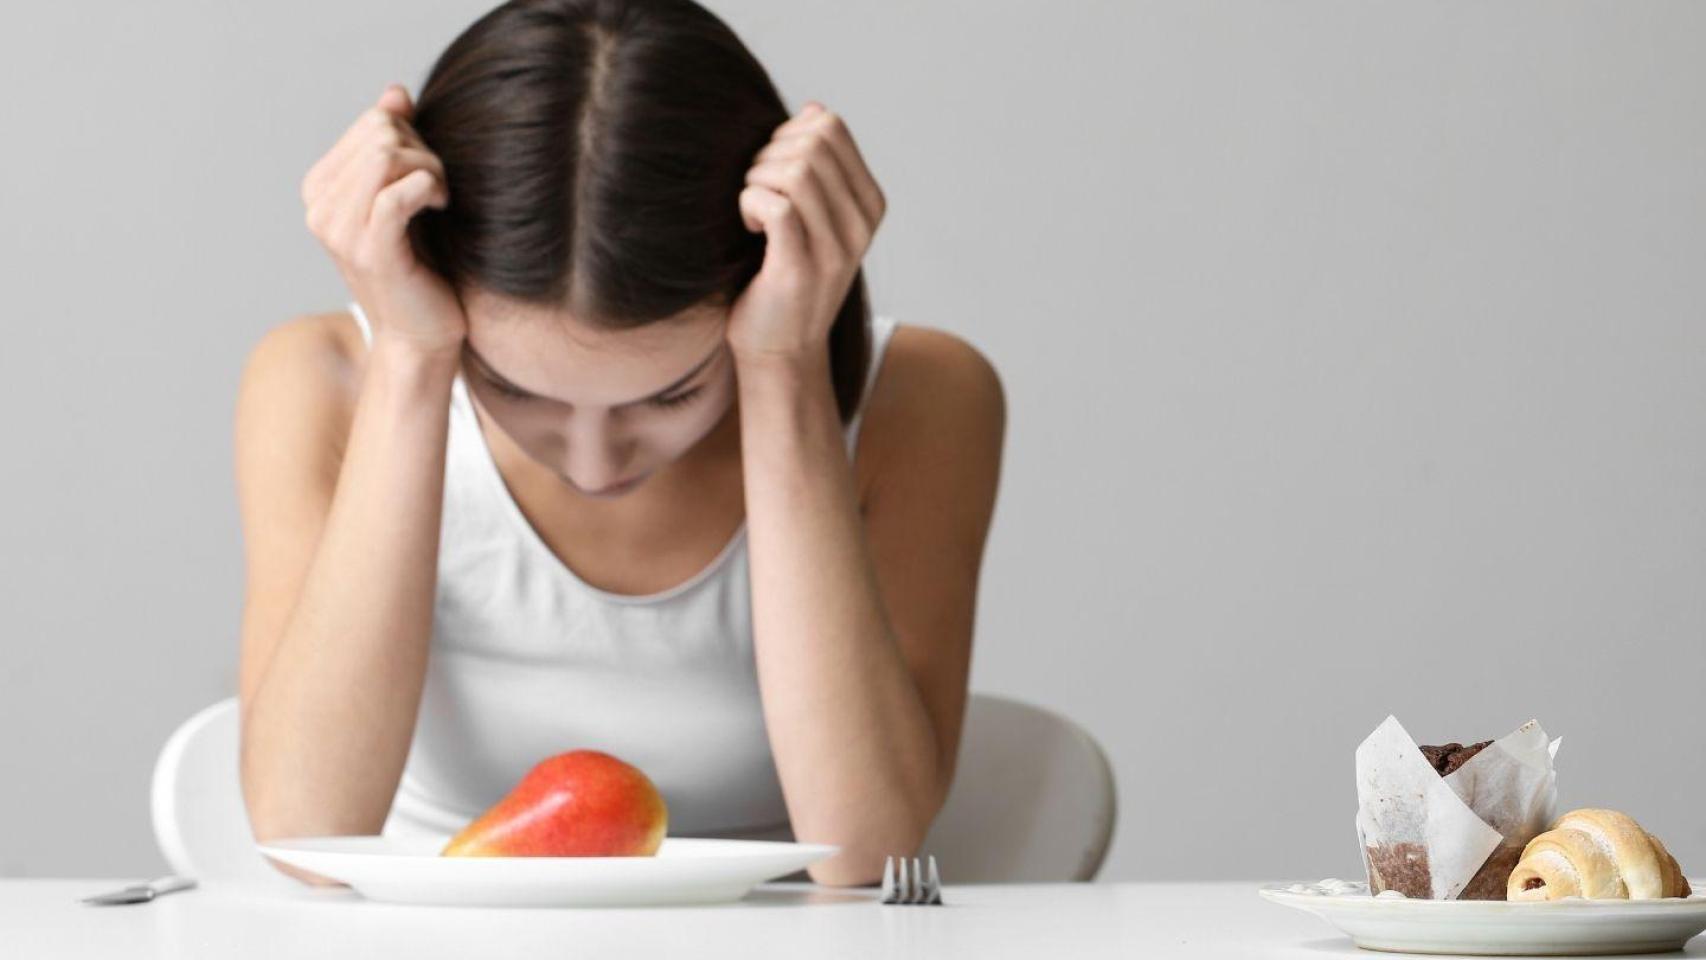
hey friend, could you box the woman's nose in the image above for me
[560,416,632,490]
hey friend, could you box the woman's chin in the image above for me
[563,471,651,498]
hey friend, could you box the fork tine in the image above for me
[879,853,951,905]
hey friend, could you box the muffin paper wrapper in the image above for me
[1354,714,1561,900]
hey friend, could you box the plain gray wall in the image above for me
[3,0,1703,884]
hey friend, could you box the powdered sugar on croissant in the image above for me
[1507,808,1692,901]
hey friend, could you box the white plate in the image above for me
[257,835,839,907]
[1261,879,1706,956]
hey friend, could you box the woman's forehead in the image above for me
[461,295,729,406]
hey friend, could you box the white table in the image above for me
[9,878,1706,959]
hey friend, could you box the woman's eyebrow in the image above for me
[462,341,721,405]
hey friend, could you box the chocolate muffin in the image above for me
[1364,840,1431,899]
[1419,740,1491,778]
[1364,738,1516,900]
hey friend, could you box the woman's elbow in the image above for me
[802,810,938,887]
[806,848,889,887]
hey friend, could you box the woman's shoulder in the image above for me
[852,322,1006,495]
[242,307,367,378]
[234,309,370,454]
[871,323,1004,418]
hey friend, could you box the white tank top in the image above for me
[342,300,900,844]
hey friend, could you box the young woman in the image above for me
[235,0,1004,888]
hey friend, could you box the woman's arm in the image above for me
[728,101,1004,885]
[241,84,465,885]
[235,324,459,884]
[737,334,1005,887]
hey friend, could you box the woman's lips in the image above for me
[573,472,648,497]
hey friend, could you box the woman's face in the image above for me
[458,289,737,499]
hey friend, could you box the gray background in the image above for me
[3,1,1703,883]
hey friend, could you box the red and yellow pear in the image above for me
[440,750,667,857]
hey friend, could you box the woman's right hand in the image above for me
[301,83,467,361]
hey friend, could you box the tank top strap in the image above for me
[348,300,373,345]
[844,313,899,456]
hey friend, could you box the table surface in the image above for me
[9,877,1706,960]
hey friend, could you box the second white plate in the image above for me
[1260,878,1706,956]
[257,835,839,908]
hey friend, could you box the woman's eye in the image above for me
[486,378,533,401]
[482,375,700,410]
[648,386,703,410]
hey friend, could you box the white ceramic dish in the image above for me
[1260,879,1706,956]
[257,835,839,907]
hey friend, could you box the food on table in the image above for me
[1358,718,1559,902]
[440,749,668,858]
[1420,738,1533,900]
[1507,808,1691,901]
[1364,736,1530,900]
[1418,740,1491,777]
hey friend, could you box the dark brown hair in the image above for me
[406,0,872,422]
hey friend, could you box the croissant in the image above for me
[1507,808,1692,901]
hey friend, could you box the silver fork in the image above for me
[80,875,198,905]
[880,854,944,905]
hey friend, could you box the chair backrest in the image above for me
[919,693,1117,882]
[150,697,298,889]
[153,692,1116,885]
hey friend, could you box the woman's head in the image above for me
[405,0,872,496]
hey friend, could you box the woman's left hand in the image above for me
[726,101,887,364]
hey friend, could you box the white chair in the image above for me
[919,693,1117,882]
[150,698,300,891]
[151,692,1116,886]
